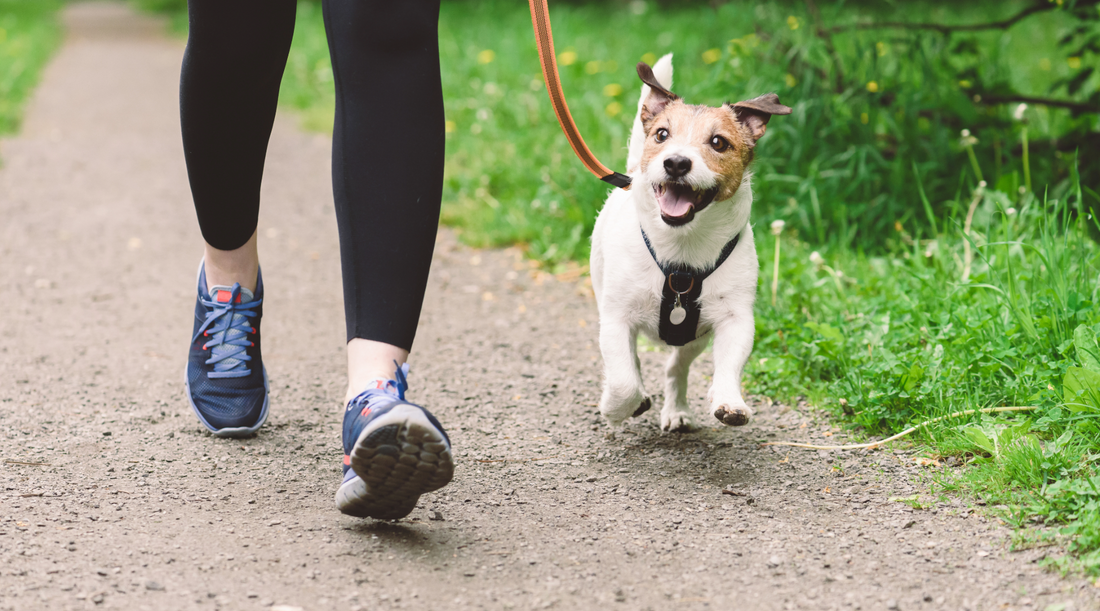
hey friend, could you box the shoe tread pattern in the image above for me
[343,408,454,520]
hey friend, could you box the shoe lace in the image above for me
[346,363,411,411]
[191,283,262,379]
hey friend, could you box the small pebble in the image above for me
[886,599,898,610]
[429,510,444,521]
[145,581,164,591]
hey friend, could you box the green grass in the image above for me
[0,0,63,138]
[274,0,1096,261]
[753,165,1100,574]
[140,0,1100,574]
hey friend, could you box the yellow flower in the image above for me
[866,81,879,93]
[585,61,601,75]
[958,80,971,89]
[477,49,495,64]
[445,120,456,133]
[787,15,800,30]
[1068,56,1082,69]
[876,41,887,57]
[559,50,577,66]
[603,83,623,97]
[641,52,657,65]
[860,112,869,125]
[606,101,623,117]
[784,73,797,88]
[702,48,721,64]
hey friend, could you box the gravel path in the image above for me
[2,4,1098,611]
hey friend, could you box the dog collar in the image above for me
[640,227,741,346]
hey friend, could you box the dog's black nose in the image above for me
[664,155,692,178]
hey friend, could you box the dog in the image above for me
[590,54,791,432]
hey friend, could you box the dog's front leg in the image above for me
[598,322,649,426]
[660,335,708,432]
[709,313,755,426]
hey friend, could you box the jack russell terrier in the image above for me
[590,54,791,432]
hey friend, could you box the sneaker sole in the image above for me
[335,404,454,520]
[183,363,270,438]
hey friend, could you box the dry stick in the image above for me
[772,236,781,306]
[960,186,984,283]
[762,405,1037,451]
[824,3,1052,35]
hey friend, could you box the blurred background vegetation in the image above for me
[129,0,1100,260]
[6,0,1100,574]
[0,0,62,137]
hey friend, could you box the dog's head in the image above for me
[635,62,791,227]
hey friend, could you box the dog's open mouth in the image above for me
[654,182,719,226]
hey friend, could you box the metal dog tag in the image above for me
[670,294,686,325]
[669,306,686,325]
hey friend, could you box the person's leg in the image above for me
[323,0,452,519]
[321,0,446,402]
[180,0,297,292]
[180,0,296,437]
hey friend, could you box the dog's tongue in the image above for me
[658,183,696,219]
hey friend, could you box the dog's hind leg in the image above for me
[660,335,708,432]
[598,323,648,426]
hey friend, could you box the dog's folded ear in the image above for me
[729,93,792,146]
[637,62,680,129]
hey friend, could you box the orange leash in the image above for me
[528,0,632,190]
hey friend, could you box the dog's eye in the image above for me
[710,135,730,152]
[655,128,669,143]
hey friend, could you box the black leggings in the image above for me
[180,0,445,351]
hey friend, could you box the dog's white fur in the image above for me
[591,54,760,432]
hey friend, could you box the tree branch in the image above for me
[825,3,1053,35]
[805,0,846,93]
[979,93,1100,115]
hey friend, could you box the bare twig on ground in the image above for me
[762,405,1038,451]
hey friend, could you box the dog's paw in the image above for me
[632,396,653,417]
[713,403,752,426]
[600,387,648,425]
[660,409,695,433]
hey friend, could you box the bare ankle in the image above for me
[345,338,409,404]
[203,231,259,293]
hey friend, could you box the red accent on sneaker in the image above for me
[215,291,242,304]
[343,454,351,466]
[360,407,371,417]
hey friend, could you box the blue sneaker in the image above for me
[336,364,454,519]
[184,262,269,438]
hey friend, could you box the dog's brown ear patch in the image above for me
[637,62,679,129]
[730,93,792,146]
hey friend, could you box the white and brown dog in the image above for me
[590,54,791,432]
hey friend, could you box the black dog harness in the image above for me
[640,228,741,346]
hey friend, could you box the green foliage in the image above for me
[0,0,62,137]
[209,1,1099,260]
[749,171,1100,571]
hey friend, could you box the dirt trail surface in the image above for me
[2,4,1098,611]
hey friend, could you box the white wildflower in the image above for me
[1013,103,1027,122]
[770,219,786,235]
